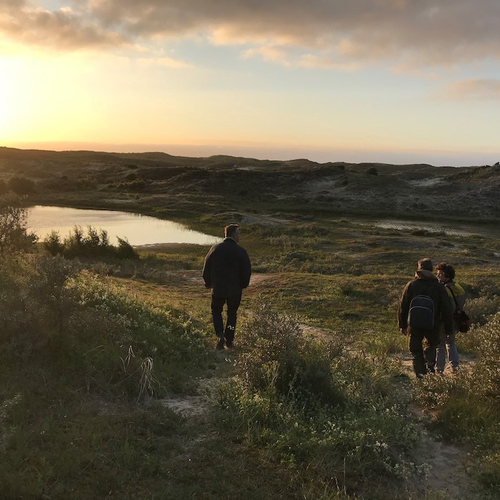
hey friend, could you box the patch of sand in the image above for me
[407,178,444,187]
[160,395,210,418]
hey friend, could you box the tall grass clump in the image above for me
[215,304,422,497]
[1,253,208,397]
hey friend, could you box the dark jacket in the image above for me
[398,270,454,335]
[202,238,251,298]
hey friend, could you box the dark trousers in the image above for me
[408,327,440,377]
[211,293,242,342]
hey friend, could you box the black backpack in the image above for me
[408,295,435,330]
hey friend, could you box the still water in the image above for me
[27,206,221,246]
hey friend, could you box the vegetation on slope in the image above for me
[2,146,500,220]
[1,148,500,498]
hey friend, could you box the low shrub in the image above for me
[236,303,345,406]
[466,295,500,326]
[215,304,422,494]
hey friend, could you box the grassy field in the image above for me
[1,211,500,499]
[1,150,500,498]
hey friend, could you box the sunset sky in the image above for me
[1,1,499,166]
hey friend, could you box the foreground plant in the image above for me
[215,304,423,496]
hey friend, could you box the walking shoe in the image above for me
[216,337,225,350]
[225,340,234,349]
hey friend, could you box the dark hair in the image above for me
[418,258,433,272]
[224,224,239,238]
[435,261,455,280]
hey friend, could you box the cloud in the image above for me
[136,56,193,69]
[83,0,500,67]
[243,46,290,65]
[0,2,127,50]
[439,79,500,100]
[298,54,360,71]
[3,1,500,70]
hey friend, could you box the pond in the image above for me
[26,206,221,246]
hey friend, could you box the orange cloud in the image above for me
[439,79,500,100]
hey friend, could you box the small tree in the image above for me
[64,225,85,258]
[99,229,110,250]
[0,199,38,254]
[43,230,64,256]
[115,237,139,259]
[84,225,101,256]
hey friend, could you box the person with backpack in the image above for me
[398,258,454,377]
[435,262,466,374]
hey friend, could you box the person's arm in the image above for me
[202,248,214,288]
[398,283,410,334]
[239,249,251,289]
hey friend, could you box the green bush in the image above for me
[236,303,345,406]
[115,236,139,259]
[474,312,500,399]
[466,295,500,326]
[43,230,65,256]
[215,304,422,493]
[43,226,139,260]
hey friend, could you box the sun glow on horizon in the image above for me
[1,37,498,167]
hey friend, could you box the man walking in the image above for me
[398,258,454,377]
[202,224,251,350]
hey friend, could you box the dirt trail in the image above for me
[160,270,481,498]
[387,351,479,498]
[410,413,475,499]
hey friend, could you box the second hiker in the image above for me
[435,262,466,374]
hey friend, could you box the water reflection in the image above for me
[27,206,221,246]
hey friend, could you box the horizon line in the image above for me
[2,141,499,168]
